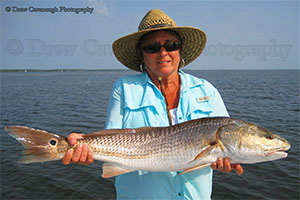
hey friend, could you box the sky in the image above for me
[1,0,299,70]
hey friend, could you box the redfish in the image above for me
[5,117,290,178]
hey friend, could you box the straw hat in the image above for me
[112,9,207,72]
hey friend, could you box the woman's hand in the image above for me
[62,133,94,165]
[211,157,244,175]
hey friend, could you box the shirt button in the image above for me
[178,192,182,196]
[179,117,182,120]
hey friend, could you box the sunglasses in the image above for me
[142,41,181,54]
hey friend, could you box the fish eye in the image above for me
[49,139,57,146]
[266,135,274,140]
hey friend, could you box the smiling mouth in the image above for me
[157,61,170,64]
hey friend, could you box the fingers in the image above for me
[211,161,217,170]
[62,133,94,166]
[211,157,244,175]
[67,133,84,146]
[79,144,88,164]
[223,157,232,173]
[210,158,224,172]
[72,144,84,163]
[87,149,94,164]
[62,148,74,165]
[74,144,94,165]
[232,164,244,175]
[63,143,94,165]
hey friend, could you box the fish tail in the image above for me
[5,126,69,163]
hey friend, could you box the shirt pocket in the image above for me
[123,104,159,128]
[189,96,213,119]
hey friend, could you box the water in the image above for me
[0,70,299,200]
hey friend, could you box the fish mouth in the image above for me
[265,145,291,157]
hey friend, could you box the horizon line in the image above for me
[1,68,299,72]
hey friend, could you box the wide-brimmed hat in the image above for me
[112,9,207,72]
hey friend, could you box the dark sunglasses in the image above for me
[142,41,181,54]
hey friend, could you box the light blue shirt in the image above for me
[105,70,229,200]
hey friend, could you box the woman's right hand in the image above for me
[62,133,94,165]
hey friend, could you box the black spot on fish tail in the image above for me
[50,139,57,146]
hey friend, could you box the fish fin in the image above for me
[215,127,226,152]
[102,163,134,178]
[5,126,67,163]
[193,143,218,161]
[179,163,211,175]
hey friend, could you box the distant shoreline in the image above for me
[0,69,299,72]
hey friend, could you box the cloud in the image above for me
[87,0,109,16]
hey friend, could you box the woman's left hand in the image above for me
[211,157,244,175]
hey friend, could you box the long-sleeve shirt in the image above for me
[105,70,229,200]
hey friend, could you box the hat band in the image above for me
[145,23,173,30]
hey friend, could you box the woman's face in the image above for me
[141,30,181,79]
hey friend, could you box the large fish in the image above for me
[5,117,290,178]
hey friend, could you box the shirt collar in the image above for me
[134,72,153,86]
[133,70,205,90]
[179,70,204,93]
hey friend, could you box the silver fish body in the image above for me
[5,117,290,178]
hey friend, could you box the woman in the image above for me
[62,9,243,199]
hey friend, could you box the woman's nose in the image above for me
[159,46,168,56]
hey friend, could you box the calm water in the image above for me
[0,70,299,200]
